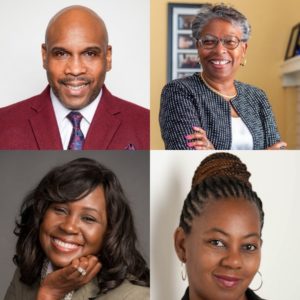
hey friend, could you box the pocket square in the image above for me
[124,143,136,150]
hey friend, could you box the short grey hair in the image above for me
[192,3,251,41]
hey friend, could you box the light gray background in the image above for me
[151,151,300,300]
[0,0,149,108]
[0,151,149,299]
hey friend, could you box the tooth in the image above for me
[53,238,78,249]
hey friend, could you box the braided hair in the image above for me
[180,153,264,234]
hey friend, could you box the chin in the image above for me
[50,258,73,269]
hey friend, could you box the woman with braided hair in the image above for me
[174,152,265,300]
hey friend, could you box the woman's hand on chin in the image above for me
[266,141,287,150]
[185,126,215,150]
[36,255,101,300]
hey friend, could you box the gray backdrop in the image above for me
[0,151,149,298]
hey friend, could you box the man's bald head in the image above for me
[45,5,109,46]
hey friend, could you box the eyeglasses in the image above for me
[197,34,246,50]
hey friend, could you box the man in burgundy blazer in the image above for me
[0,6,149,150]
[0,85,149,150]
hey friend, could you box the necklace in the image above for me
[200,72,237,99]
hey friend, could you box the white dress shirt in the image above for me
[230,117,253,150]
[51,89,102,150]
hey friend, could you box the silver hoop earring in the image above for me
[251,271,263,291]
[181,262,186,281]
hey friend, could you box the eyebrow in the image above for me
[204,227,261,239]
[50,46,102,54]
[81,206,101,214]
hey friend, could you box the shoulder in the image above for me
[0,87,50,118]
[235,81,268,99]
[97,281,149,300]
[245,288,266,300]
[101,86,149,117]
[4,268,38,300]
[162,73,203,94]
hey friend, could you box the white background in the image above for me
[0,0,149,108]
[151,151,300,300]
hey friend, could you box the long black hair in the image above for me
[13,158,149,293]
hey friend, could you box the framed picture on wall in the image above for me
[167,3,203,81]
[285,23,300,60]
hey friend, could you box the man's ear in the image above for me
[174,227,187,263]
[105,45,112,72]
[41,43,47,70]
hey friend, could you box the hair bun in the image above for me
[191,152,251,187]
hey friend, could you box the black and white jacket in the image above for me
[159,73,280,150]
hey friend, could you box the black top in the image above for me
[181,287,265,300]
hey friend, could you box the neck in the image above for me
[200,72,236,99]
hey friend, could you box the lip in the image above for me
[62,82,90,96]
[213,274,242,289]
[51,236,83,253]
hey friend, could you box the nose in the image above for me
[59,215,79,234]
[214,39,227,54]
[220,248,243,269]
[64,55,87,76]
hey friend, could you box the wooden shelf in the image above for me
[281,55,300,87]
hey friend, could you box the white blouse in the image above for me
[230,117,253,150]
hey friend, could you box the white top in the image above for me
[51,89,102,150]
[230,117,253,150]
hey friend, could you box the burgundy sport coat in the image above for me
[0,85,149,150]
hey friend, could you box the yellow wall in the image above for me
[151,0,300,149]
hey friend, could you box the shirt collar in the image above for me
[50,89,102,125]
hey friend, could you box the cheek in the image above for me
[244,254,261,277]
[186,244,218,278]
[85,226,106,254]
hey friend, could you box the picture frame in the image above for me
[285,23,300,60]
[167,3,203,81]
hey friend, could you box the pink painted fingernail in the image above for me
[185,135,191,139]
[187,142,193,147]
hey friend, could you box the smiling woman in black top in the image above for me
[174,153,265,300]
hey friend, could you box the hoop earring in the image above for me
[240,57,247,66]
[181,262,187,281]
[251,271,263,291]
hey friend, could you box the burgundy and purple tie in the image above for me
[67,112,85,150]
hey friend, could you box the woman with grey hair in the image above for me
[159,3,286,150]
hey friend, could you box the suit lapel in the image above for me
[84,86,121,149]
[29,87,62,150]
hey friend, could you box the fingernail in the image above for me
[187,142,193,147]
[192,126,200,130]
[185,135,191,139]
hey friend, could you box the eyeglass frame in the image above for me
[196,34,247,50]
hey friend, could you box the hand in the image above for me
[266,141,287,150]
[36,255,101,300]
[185,126,215,150]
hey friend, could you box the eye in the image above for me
[52,206,68,215]
[53,50,68,58]
[223,37,238,47]
[209,239,225,247]
[81,215,97,223]
[202,38,217,47]
[84,50,98,57]
[242,244,257,251]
